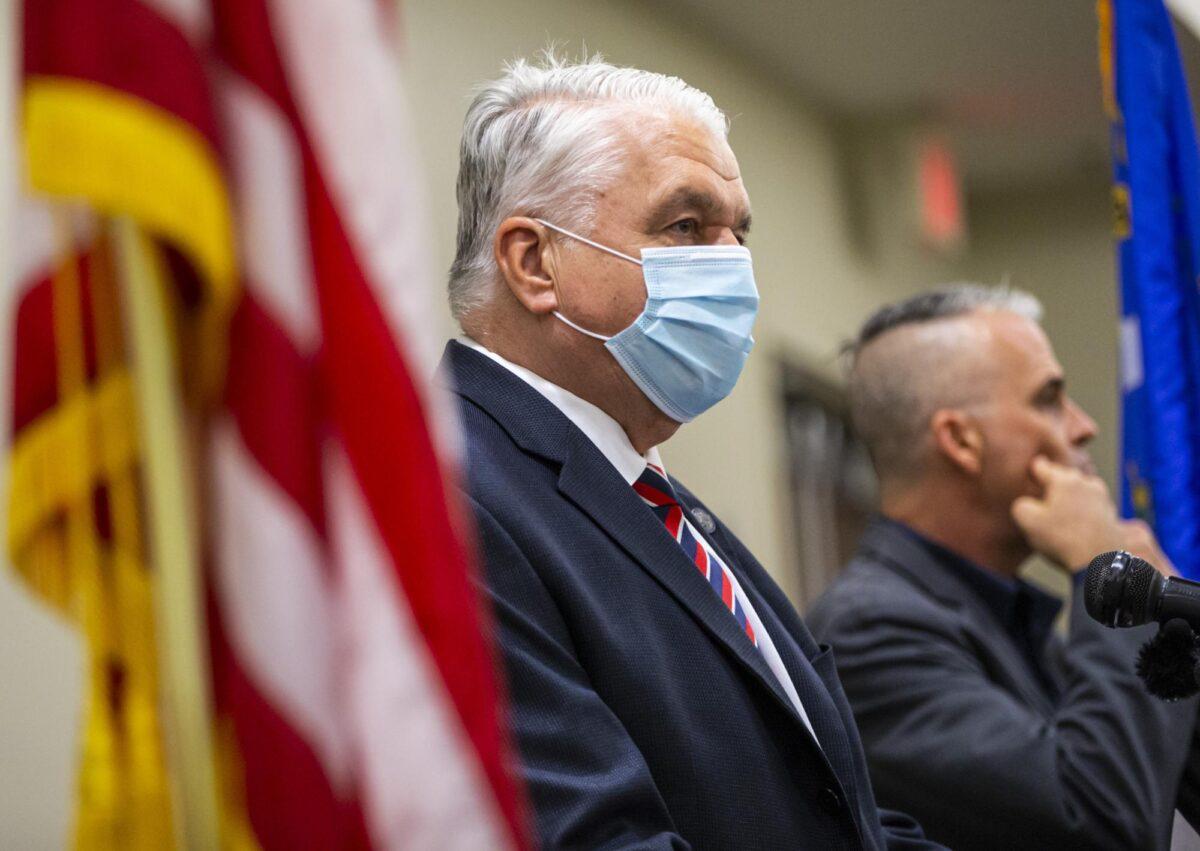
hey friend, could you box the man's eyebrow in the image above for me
[641,187,752,233]
[1032,375,1065,400]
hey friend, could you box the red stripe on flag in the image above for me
[305,149,526,845]
[207,591,369,850]
[13,274,62,434]
[24,0,220,149]
[210,1,527,840]
[12,257,101,434]
[225,293,327,538]
[204,10,362,839]
[211,0,302,129]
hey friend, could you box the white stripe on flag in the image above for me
[266,0,441,380]
[13,200,95,298]
[211,420,351,789]
[326,448,510,851]
[219,71,320,352]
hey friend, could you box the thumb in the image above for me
[1028,455,1057,488]
[1011,495,1044,529]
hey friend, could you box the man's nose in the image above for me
[1067,397,1098,445]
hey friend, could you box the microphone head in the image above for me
[1084,550,1159,627]
[1123,556,1158,622]
[1083,551,1116,622]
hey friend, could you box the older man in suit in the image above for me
[808,285,1200,850]
[437,54,940,849]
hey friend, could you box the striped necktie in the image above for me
[634,463,758,647]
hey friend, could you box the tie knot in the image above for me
[634,463,679,508]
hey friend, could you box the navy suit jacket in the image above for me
[440,341,939,850]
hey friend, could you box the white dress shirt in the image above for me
[459,337,819,742]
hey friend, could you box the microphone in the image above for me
[1083,550,1200,629]
[1084,550,1200,700]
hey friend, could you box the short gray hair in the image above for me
[448,50,729,321]
[847,283,1044,480]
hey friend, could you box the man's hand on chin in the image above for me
[1011,455,1124,573]
[1118,517,1179,577]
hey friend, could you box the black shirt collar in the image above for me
[879,517,1064,696]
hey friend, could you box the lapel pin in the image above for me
[691,507,716,534]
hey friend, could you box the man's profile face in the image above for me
[549,108,753,341]
[972,311,1099,510]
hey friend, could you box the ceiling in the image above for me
[658,0,1200,191]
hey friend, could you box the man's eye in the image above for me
[669,219,699,237]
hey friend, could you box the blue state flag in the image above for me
[1104,0,1200,577]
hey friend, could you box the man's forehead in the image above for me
[617,110,745,199]
[977,310,1063,385]
[614,121,744,225]
[640,180,753,230]
[659,119,740,180]
[982,310,1054,357]
[861,310,1024,377]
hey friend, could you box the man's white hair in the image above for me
[448,50,729,321]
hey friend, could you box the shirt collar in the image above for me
[880,517,1062,649]
[458,337,662,485]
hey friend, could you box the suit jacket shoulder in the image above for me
[808,557,960,642]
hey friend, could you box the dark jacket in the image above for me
[441,341,940,850]
[807,517,1200,850]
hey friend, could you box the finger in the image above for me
[1119,518,1148,539]
[1083,471,1113,496]
[1011,495,1042,526]
[1119,520,1155,552]
[1124,518,1153,535]
[1028,455,1058,486]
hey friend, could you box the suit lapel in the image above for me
[555,451,812,728]
[441,341,810,731]
[689,504,852,770]
[860,520,1058,716]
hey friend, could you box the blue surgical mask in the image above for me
[536,219,759,423]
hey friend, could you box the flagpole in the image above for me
[113,217,220,850]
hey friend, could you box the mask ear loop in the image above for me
[533,219,642,342]
[535,219,643,266]
[554,310,613,341]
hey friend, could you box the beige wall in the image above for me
[961,179,1118,485]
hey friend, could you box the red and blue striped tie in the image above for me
[634,463,758,647]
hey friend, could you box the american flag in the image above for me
[9,1,527,847]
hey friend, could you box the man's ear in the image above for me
[494,217,558,314]
[930,408,984,476]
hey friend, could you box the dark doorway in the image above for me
[781,360,878,606]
